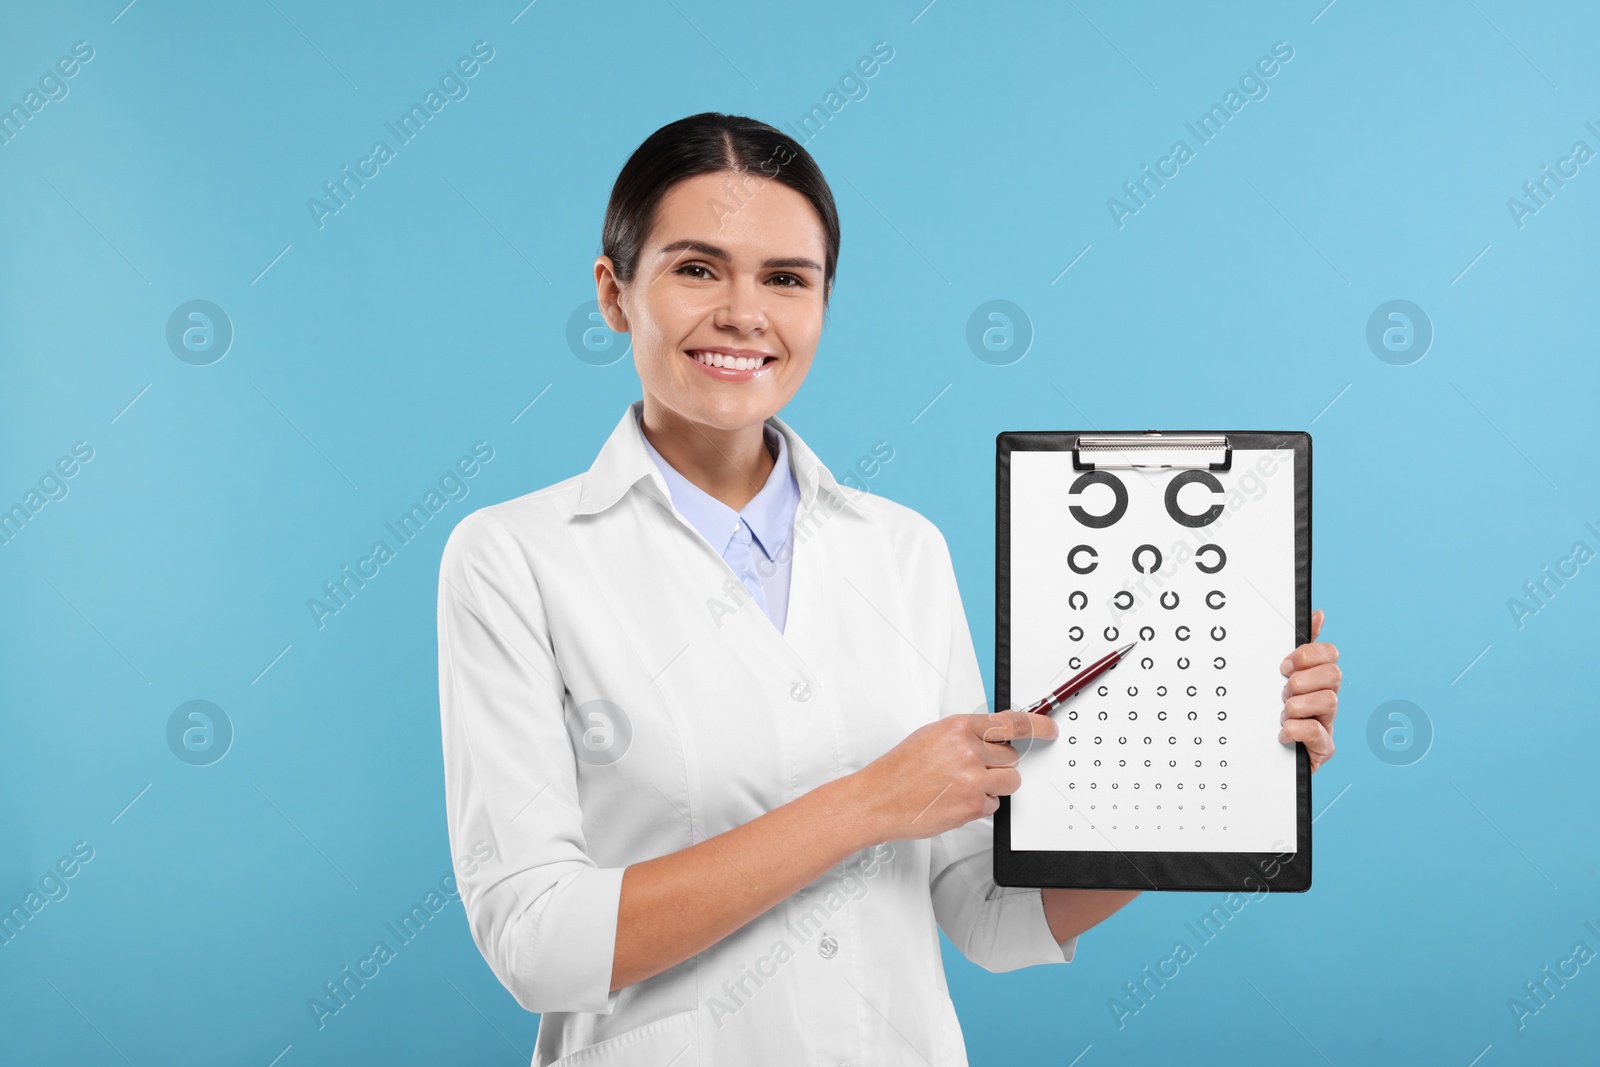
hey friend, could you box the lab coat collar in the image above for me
[637,419,799,561]
[574,399,868,520]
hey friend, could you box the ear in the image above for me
[593,256,630,332]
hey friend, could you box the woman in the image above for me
[436,112,1341,1066]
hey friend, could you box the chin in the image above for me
[691,396,776,430]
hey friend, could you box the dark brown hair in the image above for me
[601,112,841,301]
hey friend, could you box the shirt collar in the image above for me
[573,399,868,522]
[637,416,798,560]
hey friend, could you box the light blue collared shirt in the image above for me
[636,411,801,633]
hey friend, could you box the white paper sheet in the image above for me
[1008,447,1299,854]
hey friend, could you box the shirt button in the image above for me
[790,680,811,702]
[818,933,838,958]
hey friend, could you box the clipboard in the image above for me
[993,431,1313,893]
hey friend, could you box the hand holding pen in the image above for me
[848,641,1137,844]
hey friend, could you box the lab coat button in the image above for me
[818,933,838,958]
[790,680,811,702]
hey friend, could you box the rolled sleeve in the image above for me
[437,509,625,1014]
[924,524,1079,971]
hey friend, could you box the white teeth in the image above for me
[691,351,765,371]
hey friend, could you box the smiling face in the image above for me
[595,170,830,434]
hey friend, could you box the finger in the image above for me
[960,716,1024,767]
[1280,641,1338,675]
[1278,717,1334,769]
[1311,609,1324,641]
[983,765,1024,798]
[980,709,1057,745]
[1280,689,1337,736]
[976,739,1023,769]
[1283,662,1342,698]
[966,714,1049,770]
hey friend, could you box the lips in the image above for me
[683,347,777,382]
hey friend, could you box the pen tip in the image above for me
[1118,641,1137,656]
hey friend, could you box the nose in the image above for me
[714,274,768,333]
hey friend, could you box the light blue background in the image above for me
[3,1,1597,1064]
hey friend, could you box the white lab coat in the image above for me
[436,399,1076,1067]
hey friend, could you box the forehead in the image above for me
[650,171,826,258]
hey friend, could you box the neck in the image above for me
[639,398,776,512]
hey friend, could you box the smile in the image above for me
[683,348,777,380]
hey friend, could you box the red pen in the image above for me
[1020,641,1137,715]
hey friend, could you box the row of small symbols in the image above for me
[1064,801,1228,833]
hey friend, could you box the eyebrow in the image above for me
[655,238,823,273]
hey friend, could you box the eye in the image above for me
[768,273,806,288]
[673,263,714,280]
